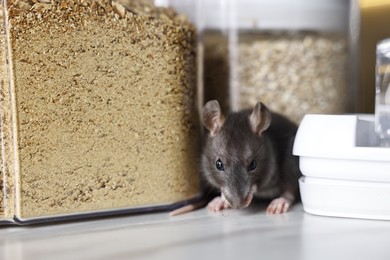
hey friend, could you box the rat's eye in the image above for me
[248,160,257,171]
[215,159,225,171]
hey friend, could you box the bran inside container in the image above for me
[6,0,200,219]
[0,4,4,219]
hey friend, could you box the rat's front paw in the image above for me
[266,197,291,215]
[207,196,231,212]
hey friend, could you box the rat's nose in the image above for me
[225,191,253,209]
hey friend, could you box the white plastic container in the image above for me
[294,114,390,220]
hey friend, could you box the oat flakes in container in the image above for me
[0,0,200,224]
[200,0,352,123]
[235,0,353,122]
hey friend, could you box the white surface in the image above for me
[1,204,390,260]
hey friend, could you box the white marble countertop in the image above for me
[1,203,390,260]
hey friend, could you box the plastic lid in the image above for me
[167,0,349,31]
[377,38,390,57]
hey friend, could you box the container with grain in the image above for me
[0,0,200,223]
[201,0,352,123]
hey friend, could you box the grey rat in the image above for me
[201,100,301,214]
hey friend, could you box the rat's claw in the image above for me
[266,197,291,215]
[207,196,231,212]
[243,192,253,208]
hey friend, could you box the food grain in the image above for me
[1,0,199,221]
[203,31,349,123]
[237,32,349,123]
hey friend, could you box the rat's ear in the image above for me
[249,102,271,136]
[202,100,225,136]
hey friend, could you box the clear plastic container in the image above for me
[375,38,390,146]
[229,0,351,123]
[174,0,352,123]
[0,0,200,224]
[350,0,390,114]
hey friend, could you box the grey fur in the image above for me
[201,100,301,209]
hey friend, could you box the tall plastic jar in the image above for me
[169,0,352,123]
[0,0,201,224]
[231,0,351,124]
[350,0,390,114]
[375,38,390,146]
